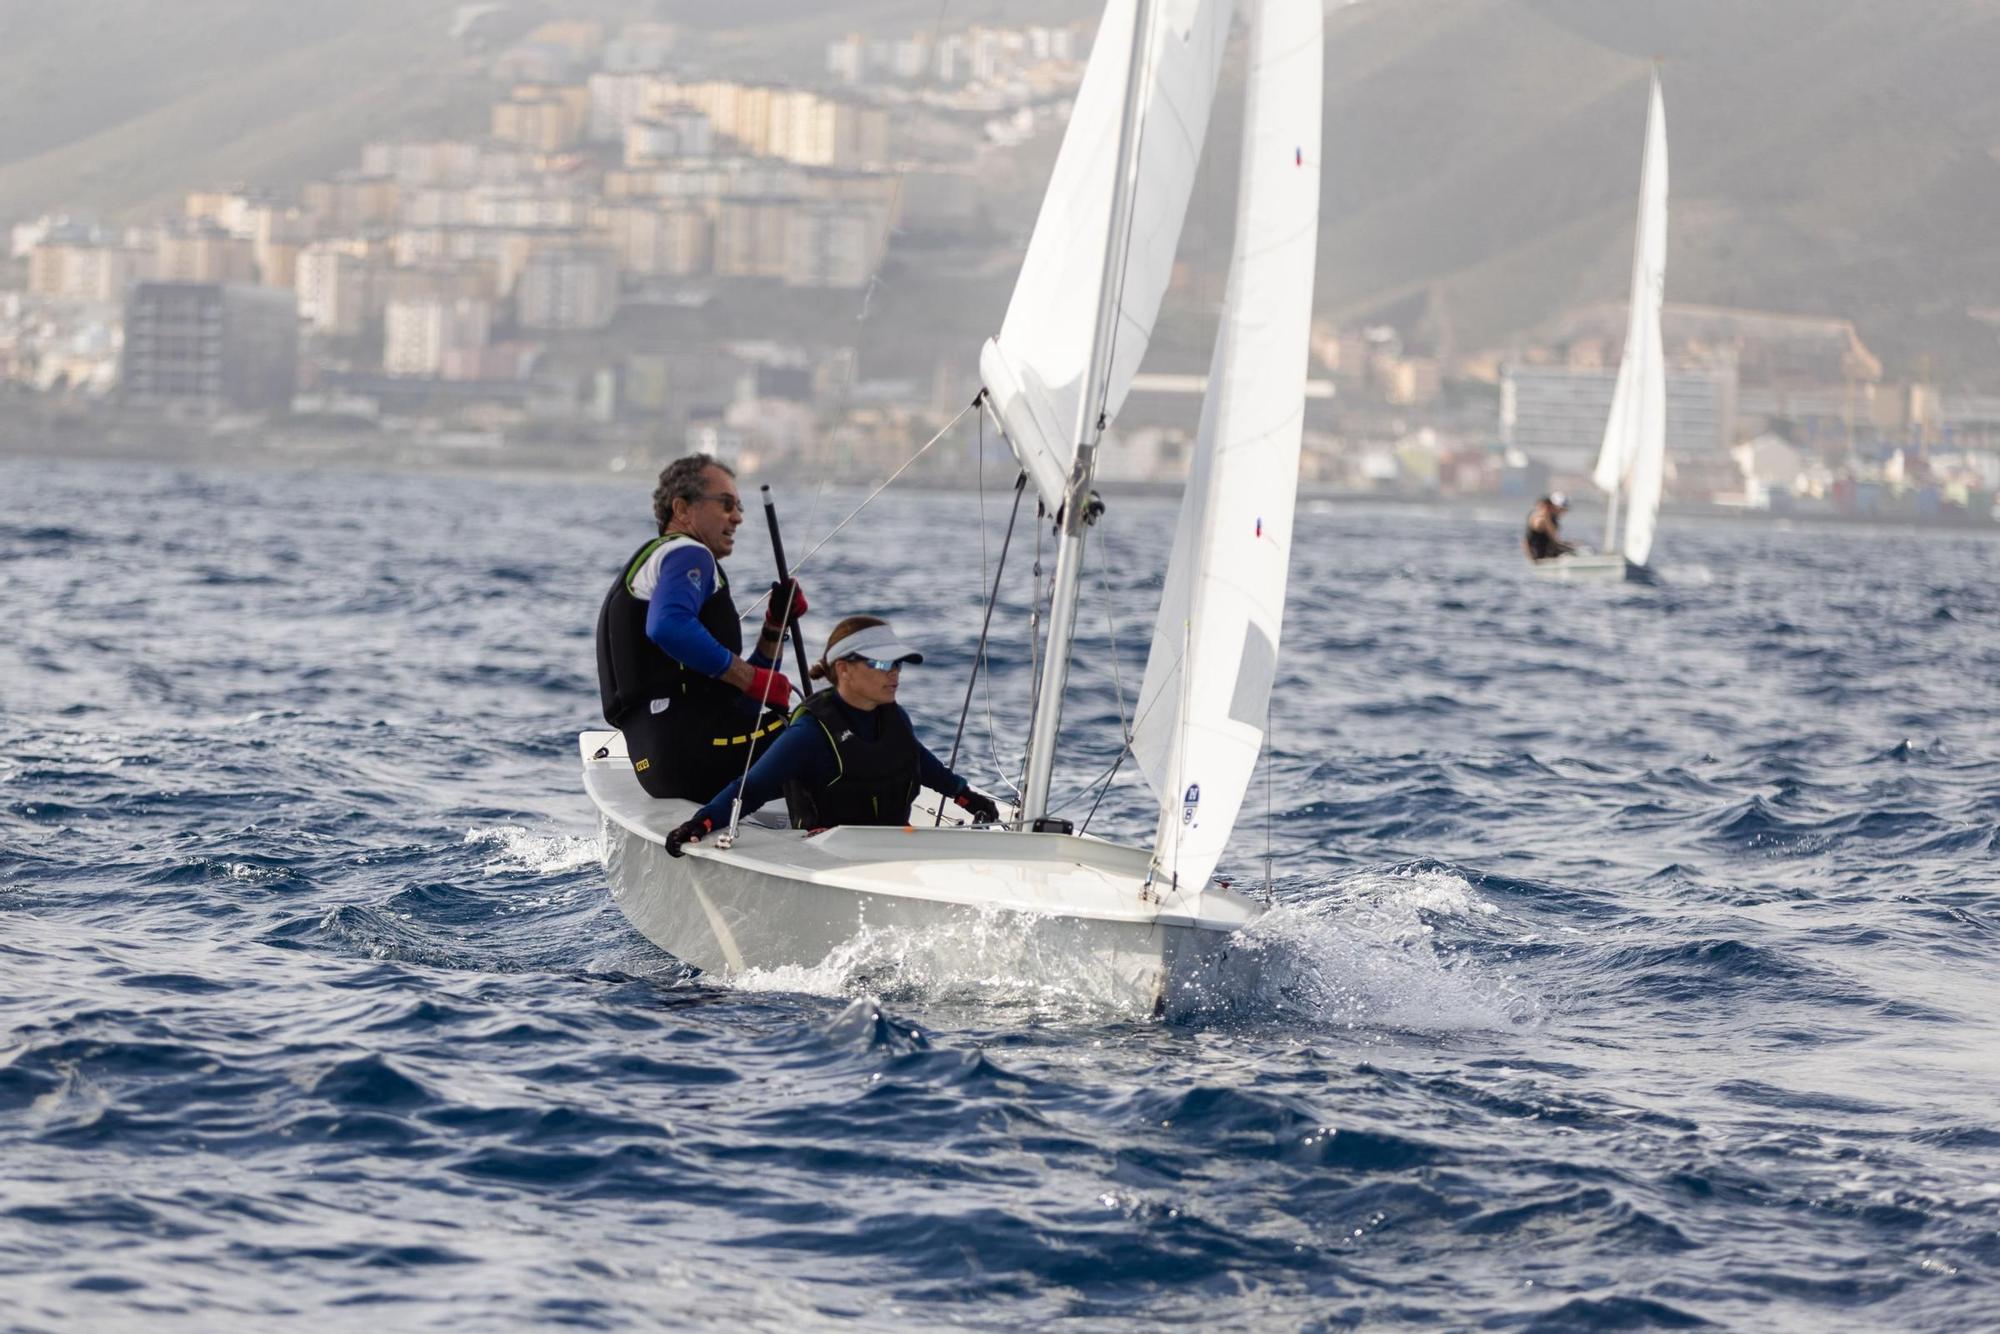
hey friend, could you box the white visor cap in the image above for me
[831,622,925,666]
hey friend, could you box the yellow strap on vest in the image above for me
[708,715,787,747]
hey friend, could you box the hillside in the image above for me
[0,1,522,219]
[1304,0,2000,380]
[2,0,1997,382]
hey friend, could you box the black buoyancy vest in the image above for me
[1525,516,1562,561]
[595,533,745,730]
[783,692,923,829]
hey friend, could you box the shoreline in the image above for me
[5,416,1995,538]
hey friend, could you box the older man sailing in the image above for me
[595,453,807,799]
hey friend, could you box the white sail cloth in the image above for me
[1132,0,1322,892]
[1591,72,1669,568]
[980,0,1232,513]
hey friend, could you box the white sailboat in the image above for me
[1535,69,1669,583]
[580,0,1322,1013]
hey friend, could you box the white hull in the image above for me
[1528,552,1635,582]
[579,732,1265,1014]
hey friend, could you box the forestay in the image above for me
[980,0,1231,513]
[1591,71,1669,568]
[1132,0,1322,892]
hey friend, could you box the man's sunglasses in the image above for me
[698,493,743,513]
[844,655,908,672]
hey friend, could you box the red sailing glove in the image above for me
[740,665,795,710]
[666,816,714,857]
[763,578,808,634]
[953,788,1000,824]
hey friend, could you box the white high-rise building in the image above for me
[384,297,493,377]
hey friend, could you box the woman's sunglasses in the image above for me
[843,655,907,672]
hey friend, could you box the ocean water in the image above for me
[4,455,1998,1330]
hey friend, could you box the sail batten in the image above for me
[1131,0,1322,893]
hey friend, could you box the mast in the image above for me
[1019,0,1158,826]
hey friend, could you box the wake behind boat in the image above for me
[582,0,1322,1014]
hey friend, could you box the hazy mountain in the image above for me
[4,0,1996,380]
[1296,0,2000,380]
[0,1,510,216]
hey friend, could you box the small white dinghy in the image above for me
[581,733,1262,1012]
[1530,550,1632,583]
[1532,69,1669,585]
[582,0,1321,1013]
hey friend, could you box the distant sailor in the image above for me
[666,616,1001,854]
[1523,491,1578,562]
[595,453,805,800]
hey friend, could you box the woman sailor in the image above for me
[666,616,1001,854]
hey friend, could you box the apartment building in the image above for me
[384,298,493,377]
[624,108,714,166]
[155,220,257,285]
[302,176,401,233]
[28,239,154,304]
[295,244,389,336]
[784,204,882,289]
[516,246,620,330]
[592,203,711,277]
[713,199,794,279]
[122,281,298,412]
[1500,363,1738,475]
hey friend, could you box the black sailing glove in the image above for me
[953,788,1000,825]
[666,816,714,857]
[763,578,808,636]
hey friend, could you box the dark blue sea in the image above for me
[4,455,1998,1329]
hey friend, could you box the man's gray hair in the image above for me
[652,453,734,533]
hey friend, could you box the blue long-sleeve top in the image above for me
[636,541,777,716]
[692,692,969,829]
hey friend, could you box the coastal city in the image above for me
[4,12,1998,526]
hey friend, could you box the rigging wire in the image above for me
[737,399,977,631]
[1019,496,1048,799]
[1077,525,1136,836]
[974,414,1025,803]
[722,586,801,845]
[787,400,971,576]
[937,458,1027,825]
[1061,629,1184,823]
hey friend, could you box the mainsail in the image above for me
[1591,70,1669,568]
[980,0,1231,513]
[1131,0,1322,892]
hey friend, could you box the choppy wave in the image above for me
[3,458,1999,1328]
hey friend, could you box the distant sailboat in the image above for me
[1535,69,1668,583]
[579,0,1323,1013]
